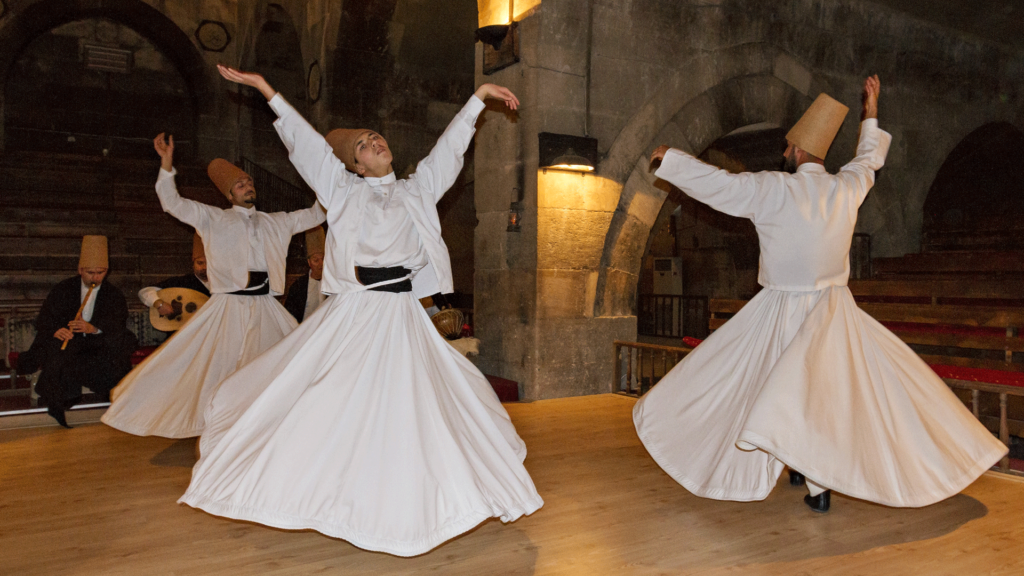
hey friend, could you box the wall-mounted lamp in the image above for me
[475,25,510,50]
[507,201,523,232]
[477,21,519,75]
[539,132,599,173]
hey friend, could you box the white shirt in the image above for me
[356,172,429,269]
[654,119,892,291]
[155,170,326,295]
[138,275,211,308]
[80,280,100,323]
[303,273,327,320]
[234,205,270,272]
[269,93,485,297]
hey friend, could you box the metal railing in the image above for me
[241,157,317,213]
[637,295,709,339]
[613,340,693,396]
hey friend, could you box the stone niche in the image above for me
[4,18,193,158]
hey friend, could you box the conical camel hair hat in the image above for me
[207,159,251,199]
[326,128,370,173]
[786,93,849,159]
[192,233,205,261]
[79,235,108,269]
[305,226,326,258]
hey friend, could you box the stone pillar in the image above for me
[474,1,635,401]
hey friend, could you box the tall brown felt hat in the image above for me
[207,159,250,198]
[192,233,205,261]
[79,235,108,269]
[305,226,326,258]
[786,93,849,159]
[325,128,370,173]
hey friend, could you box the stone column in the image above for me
[474,0,635,401]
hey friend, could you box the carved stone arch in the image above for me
[0,0,212,152]
[593,72,816,317]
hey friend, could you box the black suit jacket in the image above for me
[24,276,135,400]
[33,277,129,344]
[283,273,310,322]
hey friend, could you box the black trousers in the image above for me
[23,331,136,409]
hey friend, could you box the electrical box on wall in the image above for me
[653,257,683,295]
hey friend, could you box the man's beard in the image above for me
[783,153,798,174]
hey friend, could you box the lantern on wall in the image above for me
[539,132,598,173]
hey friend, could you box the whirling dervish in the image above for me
[634,75,1007,512]
[178,65,543,556]
[101,136,325,438]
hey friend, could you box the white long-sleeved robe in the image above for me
[179,95,543,557]
[101,175,325,438]
[633,119,1007,507]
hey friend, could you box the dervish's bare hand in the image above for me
[154,133,174,171]
[54,327,73,342]
[650,145,671,169]
[217,65,277,101]
[475,83,520,110]
[862,74,880,120]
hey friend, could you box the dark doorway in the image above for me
[923,122,1024,251]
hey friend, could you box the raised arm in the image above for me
[153,133,214,229]
[410,83,519,203]
[840,75,892,206]
[217,65,352,207]
[286,200,327,235]
[651,146,764,220]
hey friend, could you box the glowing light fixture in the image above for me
[539,132,598,173]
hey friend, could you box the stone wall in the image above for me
[0,0,480,296]
[475,0,1024,399]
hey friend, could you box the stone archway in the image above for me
[592,71,817,318]
[0,0,211,156]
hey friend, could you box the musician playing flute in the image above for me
[19,235,136,428]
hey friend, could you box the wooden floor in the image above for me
[2,394,1023,575]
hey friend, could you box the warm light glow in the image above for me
[478,0,541,27]
[550,164,595,172]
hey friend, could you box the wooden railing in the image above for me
[708,286,1024,477]
[947,380,1024,474]
[613,341,693,396]
[637,295,708,339]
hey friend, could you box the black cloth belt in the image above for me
[228,271,270,296]
[356,266,412,293]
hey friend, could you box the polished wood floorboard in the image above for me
[1,394,1022,575]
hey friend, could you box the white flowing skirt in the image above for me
[179,290,544,557]
[102,293,298,438]
[633,286,1007,507]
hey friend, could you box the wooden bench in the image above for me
[707,280,1024,474]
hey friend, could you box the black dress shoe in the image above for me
[804,490,831,513]
[47,406,72,429]
[789,470,805,486]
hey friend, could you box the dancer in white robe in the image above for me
[634,75,1007,512]
[102,142,325,438]
[179,66,543,557]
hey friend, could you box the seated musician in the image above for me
[18,236,137,428]
[283,226,327,322]
[138,233,212,332]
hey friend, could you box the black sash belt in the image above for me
[356,266,412,293]
[228,271,270,296]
